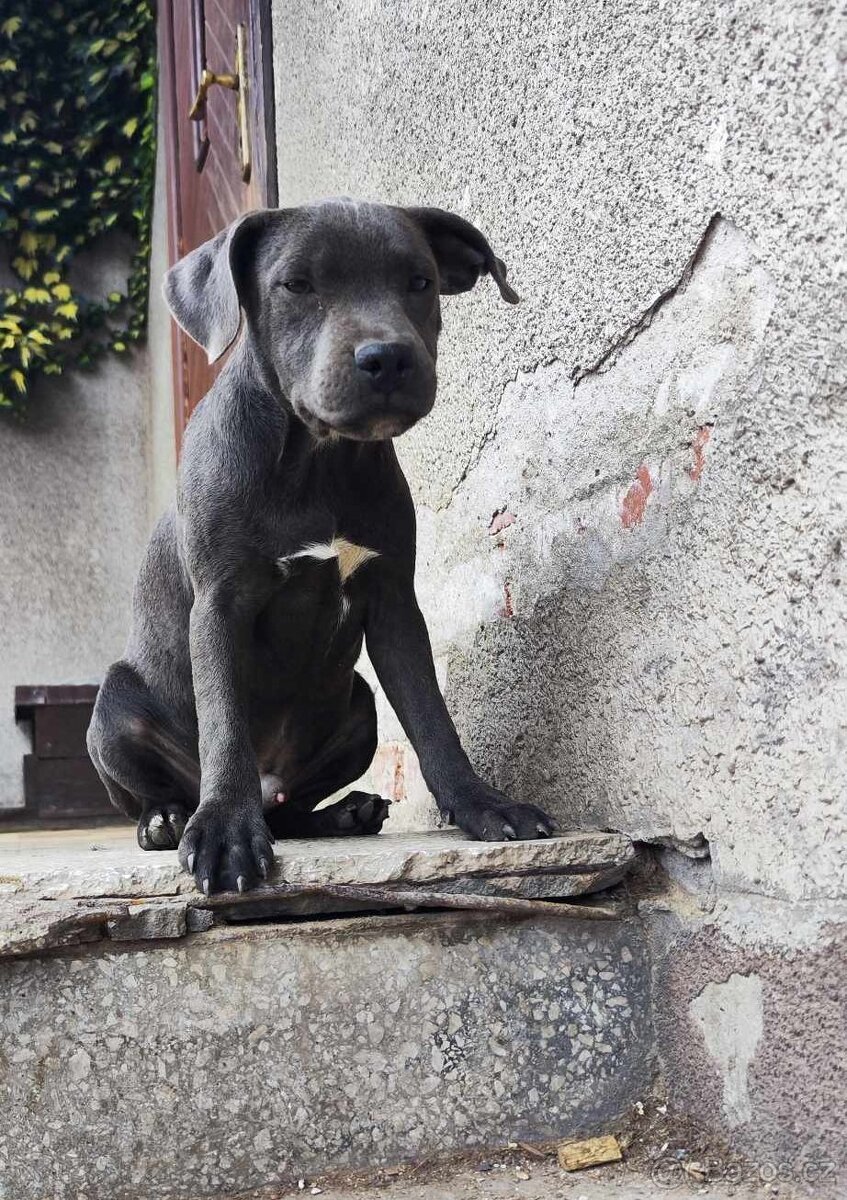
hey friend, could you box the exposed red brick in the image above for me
[687,425,712,481]
[621,464,654,528]
[372,742,407,803]
[501,581,515,618]
[488,509,517,535]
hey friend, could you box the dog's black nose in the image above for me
[355,342,414,395]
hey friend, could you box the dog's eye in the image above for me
[409,275,431,292]
[282,279,313,295]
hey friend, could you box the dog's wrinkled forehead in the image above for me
[255,199,433,284]
[163,199,518,365]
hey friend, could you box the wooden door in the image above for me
[159,0,277,448]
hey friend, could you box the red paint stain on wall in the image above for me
[621,465,654,528]
[687,425,712,481]
[488,509,516,535]
[501,581,515,618]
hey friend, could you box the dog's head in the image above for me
[164,199,518,442]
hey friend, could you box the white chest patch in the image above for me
[276,536,379,584]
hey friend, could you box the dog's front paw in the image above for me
[177,803,274,895]
[446,784,556,842]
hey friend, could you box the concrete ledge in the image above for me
[0,825,635,900]
[0,826,636,958]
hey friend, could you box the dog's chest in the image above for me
[269,535,379,633]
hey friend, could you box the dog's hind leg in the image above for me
[88,662,200,851]
[265,673,390,839]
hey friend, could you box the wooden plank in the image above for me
[14,684,98,718]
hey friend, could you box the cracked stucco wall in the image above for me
[271,0,847,904]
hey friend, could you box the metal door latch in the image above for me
[188,22,251,183]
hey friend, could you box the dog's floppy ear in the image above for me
[163,210,273,364]
[405,207,519,304]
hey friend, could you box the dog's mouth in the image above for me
[329,412,418,442]
[293,397,425,443]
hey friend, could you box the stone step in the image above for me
[0,825,637,957]
[0,826,647,1199]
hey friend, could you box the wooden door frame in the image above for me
[158,0,278,451]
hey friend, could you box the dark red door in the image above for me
[159,0,277,448]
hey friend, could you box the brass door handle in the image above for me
[188,68,239,120]
[188,22,251,183]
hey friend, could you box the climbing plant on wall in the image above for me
[0,2,155,412]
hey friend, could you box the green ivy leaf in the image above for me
[0,1,155,411]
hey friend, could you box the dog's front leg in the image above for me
[366,573,555,841]
[178,588,274,893]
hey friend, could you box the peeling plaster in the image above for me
[412,216,776,647]
[571,212,725,385]
[690,972,764,1128]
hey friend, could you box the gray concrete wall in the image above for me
[271,0,847,1176]
[0,333,150,808]
[271,0,846,903]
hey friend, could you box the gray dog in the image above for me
[88,199,555,894]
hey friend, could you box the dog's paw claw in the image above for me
[178,804,275,894]
[448,791,556,843]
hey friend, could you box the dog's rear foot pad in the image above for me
[137,802,190,851]
[317,791,390,836]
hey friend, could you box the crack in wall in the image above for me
[571,211,724,385]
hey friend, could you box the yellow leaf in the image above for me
[0,316,21,331]
[10,369,26,393]
[23,287,51,303]
[12,257,35,279]
[19,231,38,253]
[43,141,62,154]
[19,345,30,367]
[15,173,31,188]
[1,17,22,36]
[43,270,60,284]
[1,129,16,144]
[122,117,138,138]
[103,155,121,176]
[0,58,16,72]
[33,209,59,223]
[51,283,71,301]
[28,329,50,346]
[55,301,78,320]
